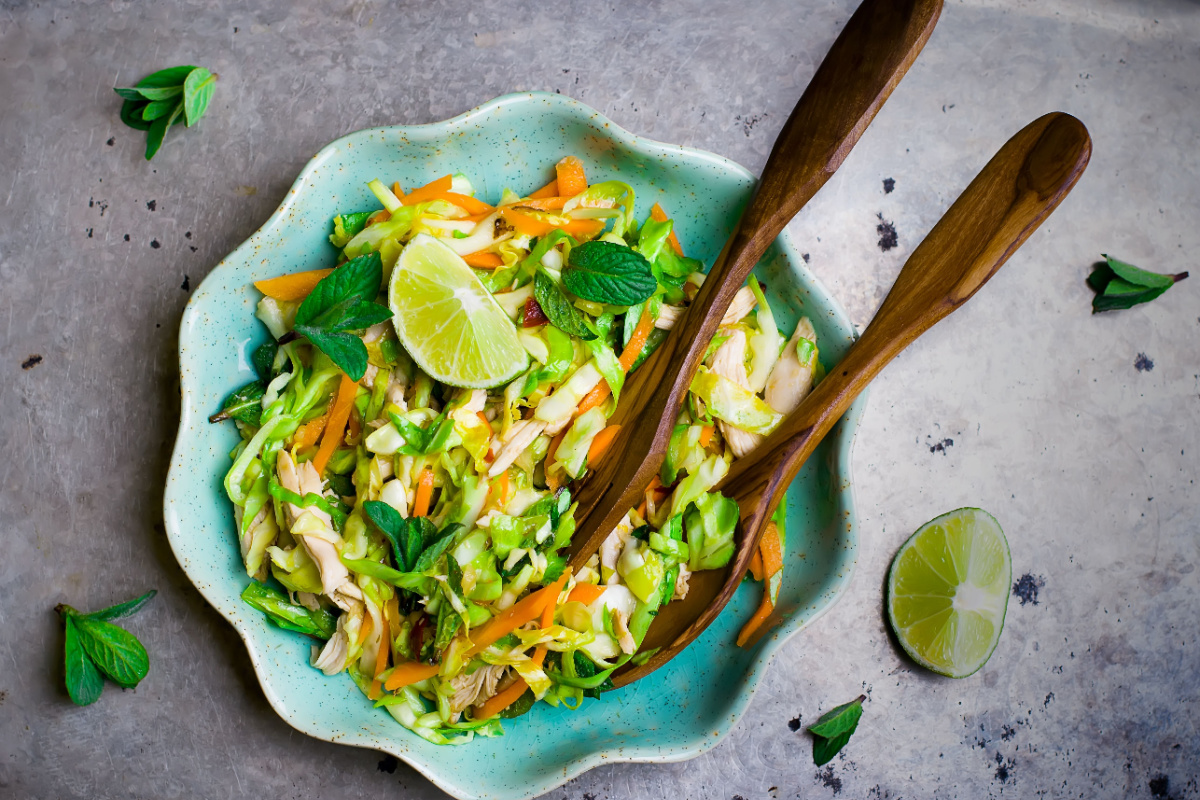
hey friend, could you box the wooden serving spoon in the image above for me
[566,0,944,571]
[612,111,1092,686]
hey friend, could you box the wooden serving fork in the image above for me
[613,112,1092,686]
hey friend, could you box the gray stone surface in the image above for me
[2,0,1198,797]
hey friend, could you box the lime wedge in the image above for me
[886,508,1011,678]
[388,233,528,389]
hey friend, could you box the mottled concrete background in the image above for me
[2,0,1198,798]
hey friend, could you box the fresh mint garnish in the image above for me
[293,252,393,380]
[808,694,864,766]
[114,66,216,160]
[562,240,657,306]
[363,500,432,572]
[208,380,266,425]
[1087,254,1187,313]
[241,583,336,639]
[56,590,156,705]
[533,271,596,340]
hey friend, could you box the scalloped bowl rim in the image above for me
[165,91,866,800]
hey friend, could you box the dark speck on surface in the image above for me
[993,752,1015,784]
[929,438,953,454]
[735,113,767,136]
[1044,692,1055,707]
[802,252,810,263]
[147,200,156,211]
[185,231,192,239]
[181,275,190,291]
[788,716,802,732]
[876,213,898,251]
[189,246,198,252]
[150,239,161,249]
[1013,574,1044,606]
[86,228,93,238]
[1149,775,1172,798]
[1134,353,1154,372]
[816,766,843,795]
[106,137,114,146]
[732,796,747,800]
[583,794,597,800]
[1000,724,1016,741]
[883,177,895,193]
[123,234,130,241]
[377,755,397,773]
[21,355,43,370]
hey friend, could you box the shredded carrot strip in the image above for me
[313,374,357,475]
[698,424,714,448]
[367,209,391,226]
[650,203,684,256]
[515,196,570,211]
[545,428,569,491]
[528,179,559,199]
[253,269,333,302]
[636,499,647,518]
[735,594,774,647]
[491,470,510,506]
[567,583,606,605]
[500,207,554,237]
[383,661,440,691]
[748,550,764,582]
[462,251,504,268]
[356,613,373,647]
[555,156,588,197]
[294,406,331,450]
[618,306,654,372]
[576,383,611,418]
[400,175,454,205]
[442,191,493,215]
[560,218,605,238]
[467,571,569,656]
[587,424,621,465]
[477,411,492,428]
[759,521,783,580]
[412,469,434,517]
[392,181,405,197]
[368,607,390,700]
[475,676,529,720]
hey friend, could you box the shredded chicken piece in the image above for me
[598,513,634,586]
[296,592,320,611]
[709,329,765,458]
[654,286,757,331]
[764,317,817,415]
[360,363,379,390]
[611,608,637,655]
[385,370,408,411]
[277,452,350,597]
[461,389,487,414]
[311,614,350,676]
[488,419,547,477]
[449,664,508,714]
[673,563,692,601]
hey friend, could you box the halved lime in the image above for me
[886,508,1011,678]
[388,233,528,389]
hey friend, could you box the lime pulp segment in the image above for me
[886,507,1011,678]
[388,233,528,389]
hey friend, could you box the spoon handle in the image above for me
[568,0,943,565]
[723,111,1093,527]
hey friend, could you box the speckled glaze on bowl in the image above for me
[164,91,866,800]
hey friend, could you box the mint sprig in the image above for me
[562,240,657,306]
[114,66,217,160]
[1087,254,1187,313]
[293,252,393,380]
[56,590,156,705]
[807,695,864,766]
[533,271,596,341]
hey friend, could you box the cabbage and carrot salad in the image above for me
[211,157,821,744]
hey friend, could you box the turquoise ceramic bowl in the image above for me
[165,91,866,800]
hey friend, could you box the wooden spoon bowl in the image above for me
[613,111,1093,687]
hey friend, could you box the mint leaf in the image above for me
[141,99,179,122]
[413,524,463,572]
[295,326,369,381]
[119,99,153,132]
[85,589,157,622]
[252,340,279,382]
[1087,255,1187,313]
[808,695,864,766]
[182,67,217,127]
[533,271,596,340]
[63,617,104,706]
[144,114,170,160]
[563,240,657,306]
[73,617,150,688]
[208,379,265,425]
[135,65,198,88]
[296,252,384,327]
[132,85,184,102]
[364,500,424,572]
[241,582,336,639]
